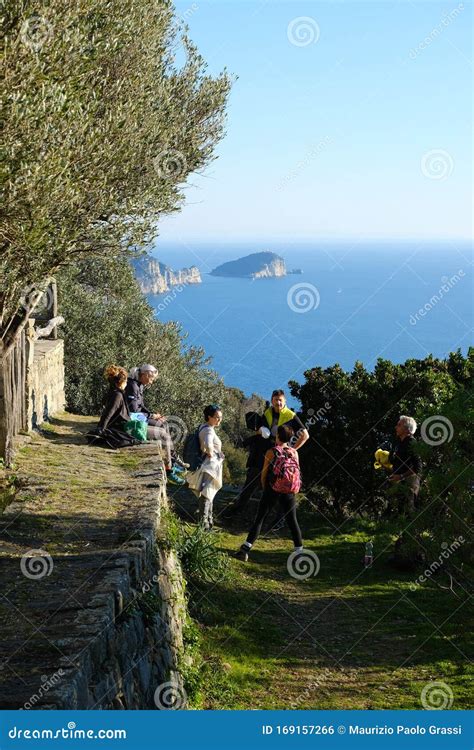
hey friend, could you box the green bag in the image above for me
[123,419,148,442]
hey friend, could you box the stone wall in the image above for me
[27,339,66,429]
[34,543,188,710]
[0,425,189,711]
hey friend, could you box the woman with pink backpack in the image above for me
[234,424,304,562]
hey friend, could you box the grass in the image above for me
[3,421,471,711]
[171,491,473,710]
[0,413,161,556]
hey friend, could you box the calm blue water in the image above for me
[147,241,473,402]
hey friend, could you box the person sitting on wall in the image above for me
[98,365,131,432]
[125,364,186,485]
[86,365,137,449]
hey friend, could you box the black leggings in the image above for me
[246,487,303,547]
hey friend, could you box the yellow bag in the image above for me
[374,448,393,471]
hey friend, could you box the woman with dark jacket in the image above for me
[98,365,130,431]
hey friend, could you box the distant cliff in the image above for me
[210,252,287,279]
[132,256,201,294]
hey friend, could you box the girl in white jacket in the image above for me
[186,405,224,530]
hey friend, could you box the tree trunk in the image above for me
[0,333,28,467]
[0,340,13,466]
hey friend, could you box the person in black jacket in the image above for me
[389,415,422,516]
[125,364,185,485]
[223,391,309,519]
[98,365,130,431]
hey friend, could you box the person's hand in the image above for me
[389,474,402,482]
[153,412,163,420]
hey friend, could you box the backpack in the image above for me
[183,425,207,471]
[270,445,301,494]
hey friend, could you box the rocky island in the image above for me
[132,256,201,295]
[210,251,287,279]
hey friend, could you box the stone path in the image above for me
[0,413,181,709]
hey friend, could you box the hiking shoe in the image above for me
[173,455,190,469]
[172,462,187,474]
[234,545,249,562]
[166,468,186,486]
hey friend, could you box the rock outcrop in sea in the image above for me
[210,251,287,279]
[132,256,201,294]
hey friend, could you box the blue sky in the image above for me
[161,0,472,242]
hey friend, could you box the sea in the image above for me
[146,240,473,405]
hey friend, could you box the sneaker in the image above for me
[172,462,187,474]
[234,545,249,562]
[173,455,190,469]
[166,467,186,486]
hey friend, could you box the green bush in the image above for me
[176,524,232,584]
[412,385,473,577]
[290,350,473,519]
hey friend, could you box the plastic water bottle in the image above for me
[364,541,373,568]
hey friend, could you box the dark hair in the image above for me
[271,389,285,399]
[277,424,294,443]
[204,404,221,421]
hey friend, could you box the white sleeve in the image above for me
[199,425,214,454]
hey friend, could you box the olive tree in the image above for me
[1,0,231,460]
[1,0,231,347]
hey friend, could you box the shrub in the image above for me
[176,524,232,584]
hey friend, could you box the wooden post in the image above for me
[50,279,58,340]
[0,340,13,467]
[25,320,36,434]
